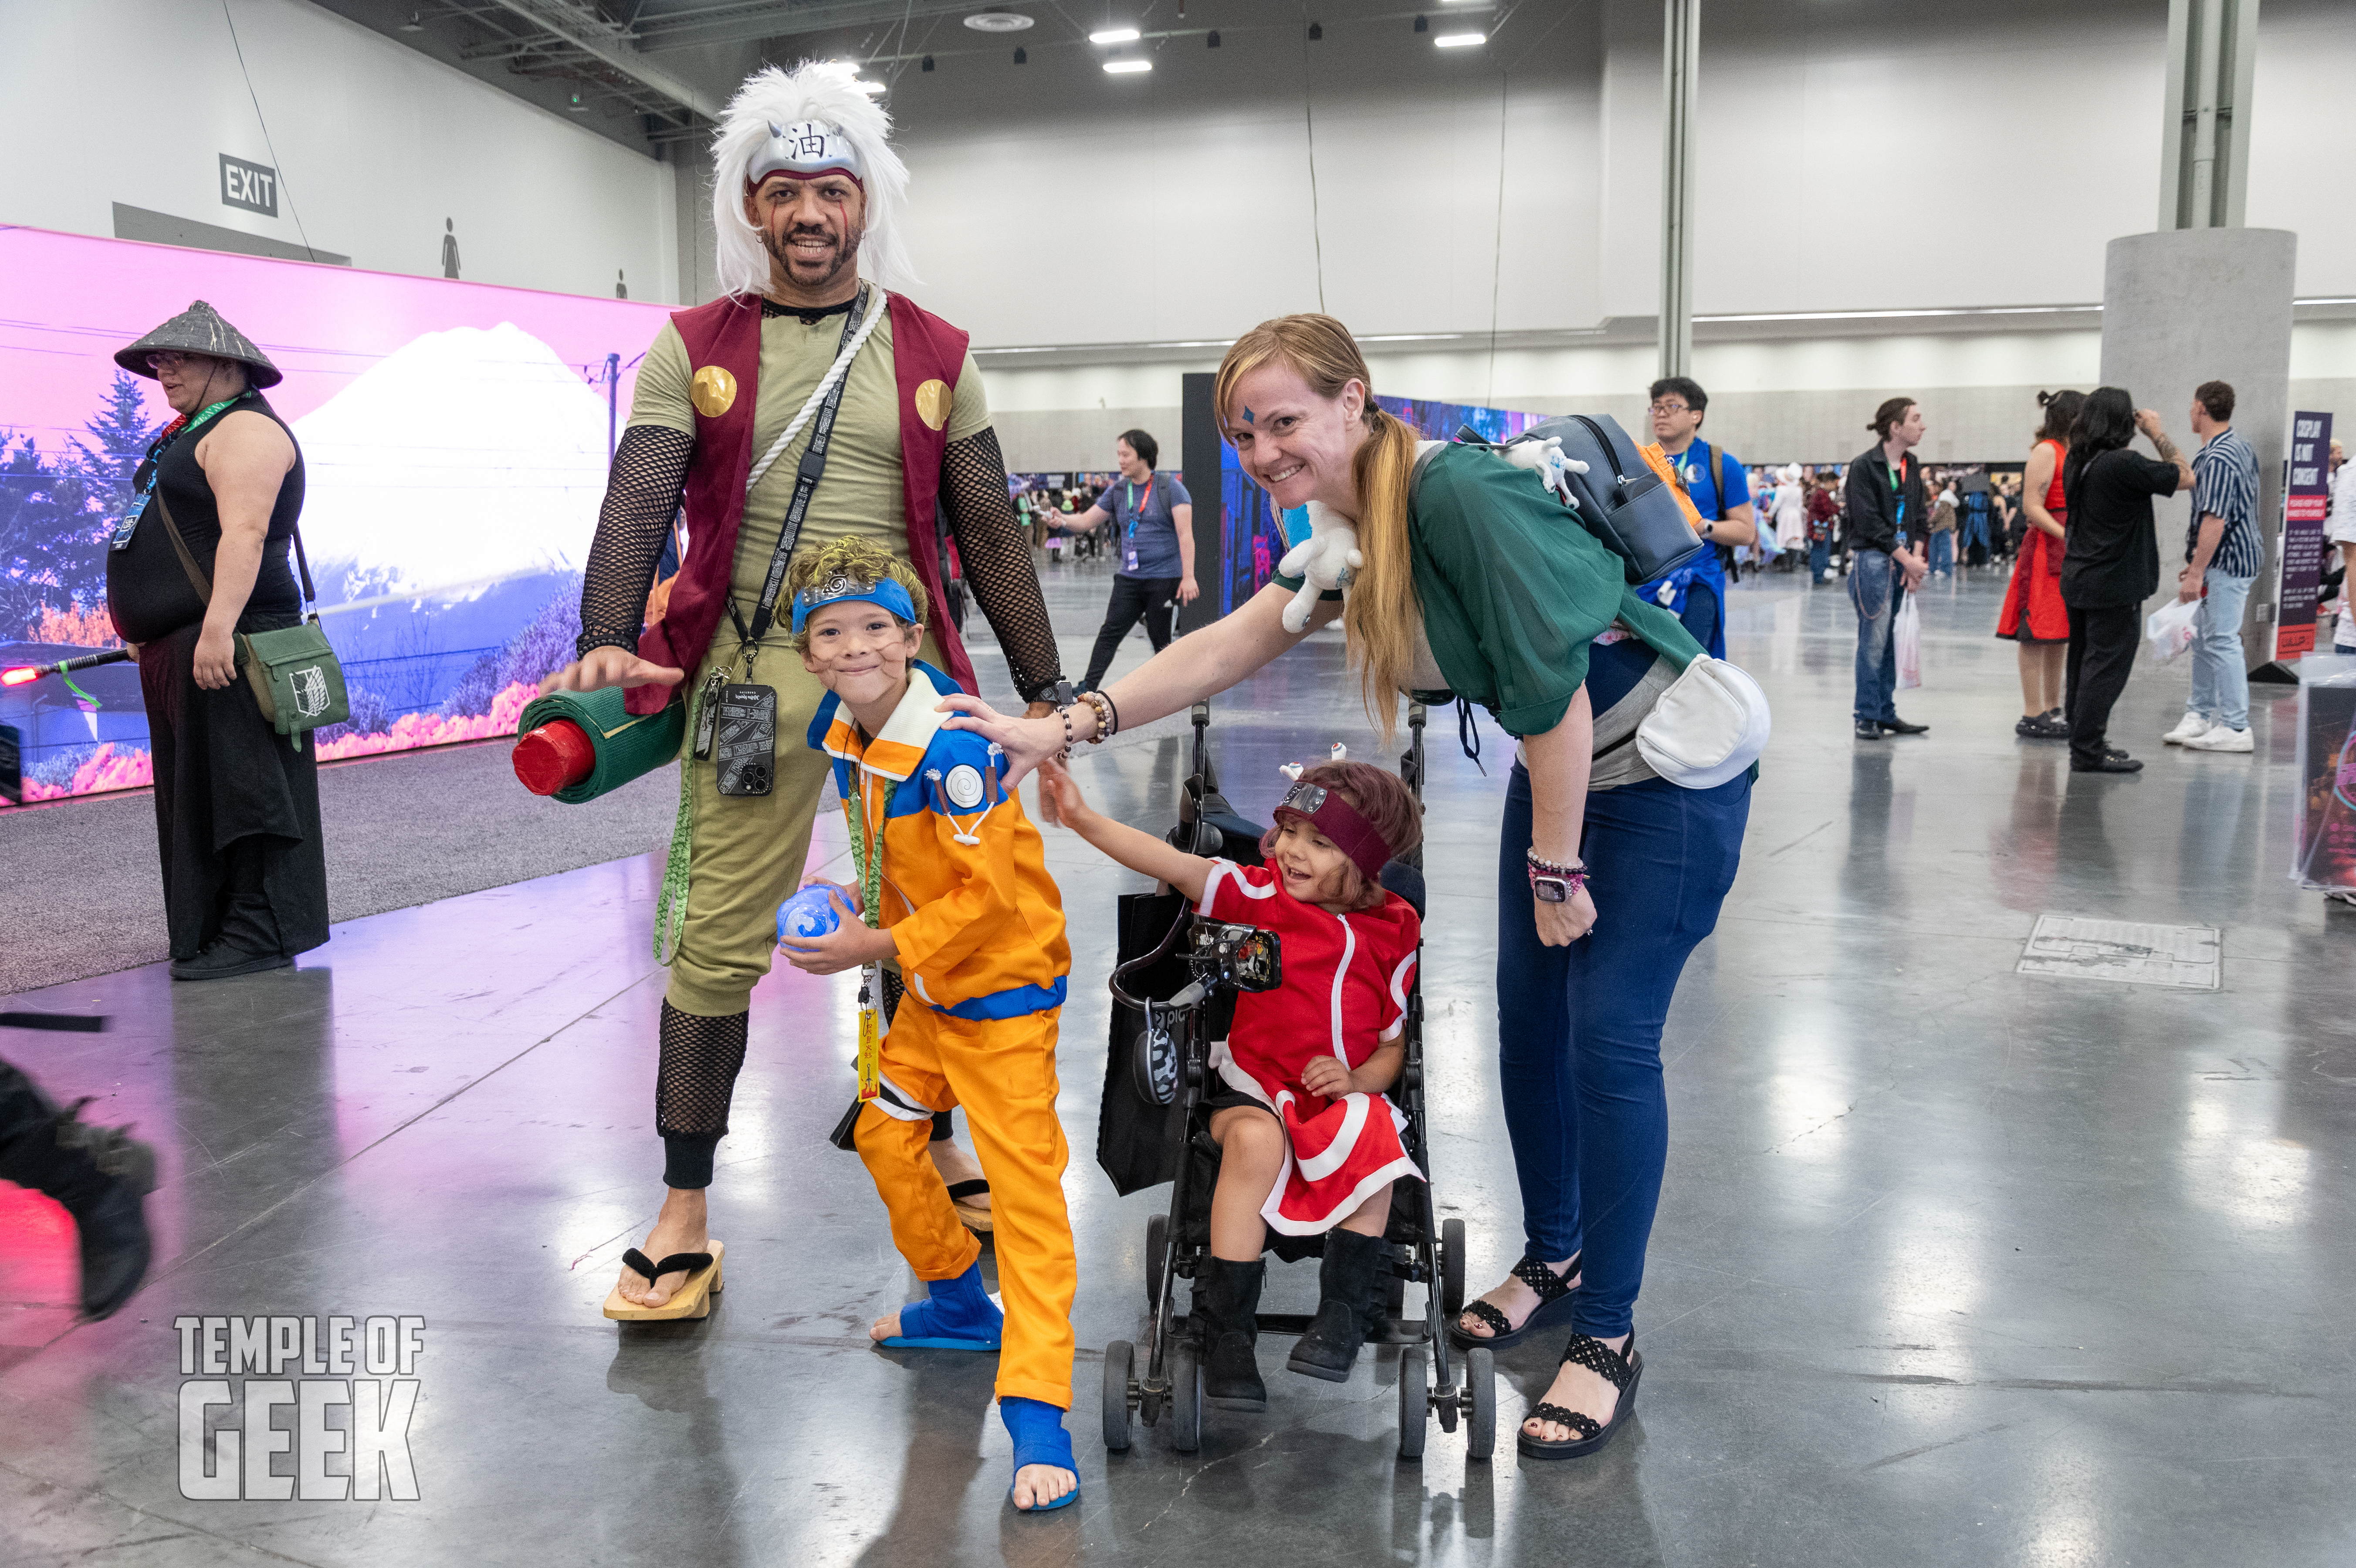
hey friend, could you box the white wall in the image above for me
[876,0,2353,349]
[0,0,677,301]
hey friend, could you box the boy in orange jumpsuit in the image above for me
[776,538,1078,1514]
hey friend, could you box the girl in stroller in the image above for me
[1041,760,1422,1409]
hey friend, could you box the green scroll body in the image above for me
[515,686,688,805]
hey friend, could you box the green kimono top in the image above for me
[1279,442,1705,738]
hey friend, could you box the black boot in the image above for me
[1287,1228,1387,1383]
[1195,1257,1268,1411]
[0,1064,157,1320]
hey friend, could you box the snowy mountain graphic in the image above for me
[294,322,613,603]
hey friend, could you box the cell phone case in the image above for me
[714,683,777,796]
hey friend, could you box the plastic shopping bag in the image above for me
[1894,593,1923,690]
[2146,597,2200,663]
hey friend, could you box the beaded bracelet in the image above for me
[1526,847,1586,875]
[1054,705,1078,762]
[1079,690,1116,743]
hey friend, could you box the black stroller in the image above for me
[1095,702,1496,1461]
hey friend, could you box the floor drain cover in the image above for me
[2018,915,2221,989]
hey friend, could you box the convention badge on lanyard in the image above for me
[848,771,896,1102]
[1124,475,1153,572]
[1891,458,1909,547]
[111,395,242,550]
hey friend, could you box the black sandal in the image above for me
[1447,1252,1581,1351]
[945,1178,994,1233]
[1518,1332,1641,1460]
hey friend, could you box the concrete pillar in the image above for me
[2156,0,2259,232]
[668,140,717,308]
[1656,0,1697,380]
[2098,227,2296,673]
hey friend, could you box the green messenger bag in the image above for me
[157,490,348,748]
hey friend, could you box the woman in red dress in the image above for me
[1997,390,2082,737]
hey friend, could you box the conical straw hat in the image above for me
[114,299,282,389]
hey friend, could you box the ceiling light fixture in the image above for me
[1434,31,1485,47]
[1104,57,1151,73]
[964,10,1034,30]
[400,10,424,31]
[1207,29,1219,46]
[1414,15,1428,32]
[856,78,886,94]
[1090,26,1140,44]
[921,55,935,71]
[1307,21,1324,40]
[1012,46,1027,63]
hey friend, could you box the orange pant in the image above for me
[853,1003,1075,1410]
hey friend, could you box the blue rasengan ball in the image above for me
[777,885,843,947]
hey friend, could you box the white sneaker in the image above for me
[2184,726,2252,753]
[2163,713,2212,745]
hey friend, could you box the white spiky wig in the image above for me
[710,61,917,300]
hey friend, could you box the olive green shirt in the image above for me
[1407,443,1699,736]
[630,297,991,609]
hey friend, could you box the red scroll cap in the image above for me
[513,720,596,796]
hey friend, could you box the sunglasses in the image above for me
[146,351,205,372]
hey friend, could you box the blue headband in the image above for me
[791,572,919,635]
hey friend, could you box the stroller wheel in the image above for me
[1440,1218,1467,1319]
[1465,1346,1496,1461]
[1169,1339,1203,1453]
[1145,1212,1169,1313]
[1103,1339,1134,1452]
[1397,1344,1429,1460]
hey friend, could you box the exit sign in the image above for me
[220,154,278,217]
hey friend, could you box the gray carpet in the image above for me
[0,738,679,995]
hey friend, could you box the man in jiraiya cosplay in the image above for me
[537,62,1069,1334]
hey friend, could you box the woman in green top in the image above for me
[944,314,1750,1460]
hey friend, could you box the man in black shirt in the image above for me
[2058,388,2193,773]
[1841,398,1932,738]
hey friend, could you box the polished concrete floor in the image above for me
[3,558,2352,1567]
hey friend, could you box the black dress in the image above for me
[104,393,329,962]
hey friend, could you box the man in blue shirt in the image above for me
[1639,376,1757,657]
[1057,429,1196,692]
[2167,380,2264,754]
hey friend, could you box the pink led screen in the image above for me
[0,225,676,802]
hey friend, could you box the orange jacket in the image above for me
[811,662,1070,1017]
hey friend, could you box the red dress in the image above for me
[1997,438,2070,643]
[1198,861,1424,1235]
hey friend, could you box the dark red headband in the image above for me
[1273,781,1394,882]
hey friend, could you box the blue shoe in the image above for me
[1002,1396,1078,1512]
[880,1263,1002,1350]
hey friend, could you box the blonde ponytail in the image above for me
[1343,408,1418,739]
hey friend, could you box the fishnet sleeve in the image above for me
[941,426,1066,704]
[576,425,696,659]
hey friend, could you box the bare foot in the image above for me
[928,1138,990,1216]
[868,1305,904,1342]
[1012,1462,1077,1511]
[1522,1333,1629,1443]
[1456,1257,1579,1340]
[616,1187,709,1308]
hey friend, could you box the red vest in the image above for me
[625,290,978,716]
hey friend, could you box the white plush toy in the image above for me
[1274,500,1362,634]
[1498,434,1589,502]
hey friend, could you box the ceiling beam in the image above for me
[482,0,725,119]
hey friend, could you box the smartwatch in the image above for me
[1532,875,1573,905]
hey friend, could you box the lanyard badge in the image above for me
[848,771,894,1102]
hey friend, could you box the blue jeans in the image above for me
[2187,569,2254,731]
[1495,766,1750,1338]
[1809,540,1830,578]
[1850,549,1901,724]
[1928,532,1953,574]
